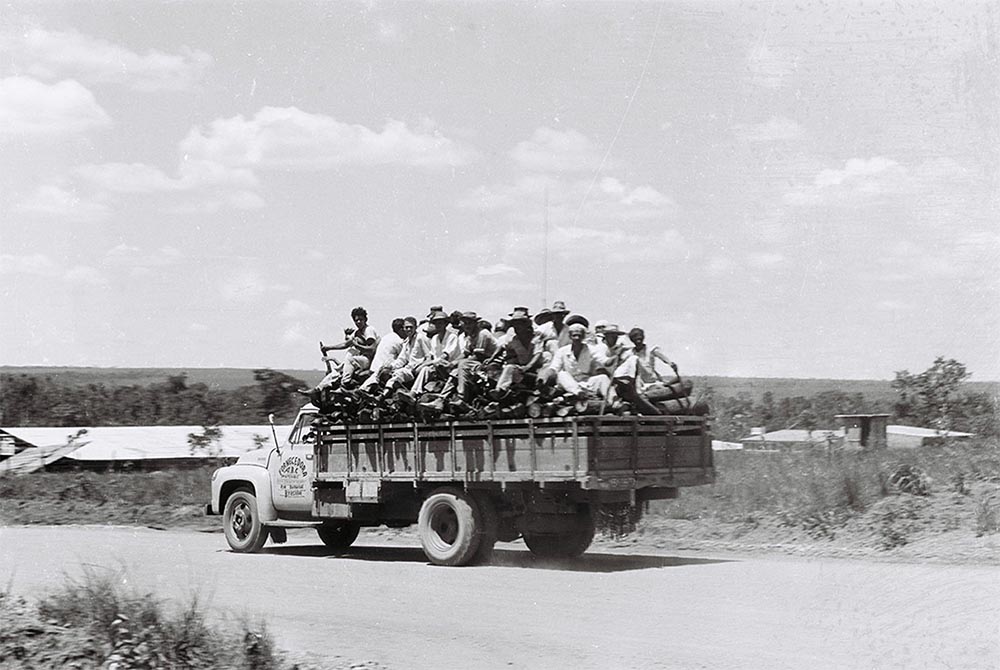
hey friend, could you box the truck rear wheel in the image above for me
[523,511,595,559]
[317,521,361,551]
[418,488,483,566]
[223,489,268,553]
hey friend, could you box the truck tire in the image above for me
[223,489,268,553]
[317,521,361,551]
[418,488,483,566]
[471,493,499,564]
[524,511,595,559]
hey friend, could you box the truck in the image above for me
[208,403,714,566]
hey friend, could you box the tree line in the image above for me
[2,358,995,440]
[0,369,307,427]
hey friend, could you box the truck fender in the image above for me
[215,465,279,524]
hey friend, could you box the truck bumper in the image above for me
[205,503,216,516]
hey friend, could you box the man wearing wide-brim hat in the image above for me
[408,307,461,396]
[592,323,634,375]
[535,300,572,352]
[488,306,545,394]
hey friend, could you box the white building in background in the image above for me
[0,424,291,473]
[885,425,974,449]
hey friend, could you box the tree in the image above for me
[188,425,223,458]
[892,357,971,430]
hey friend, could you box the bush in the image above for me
[0,568,286,669]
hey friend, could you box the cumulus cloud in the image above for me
[0,253,58,276]
[733,116,804,143]
[0,253,108,286]
[180,107,474,170]
[280,299,319,318]
[509,127,608,172]
[747,42,798,89]
[460,173,674,225]
[747,252,786,269]
[104,244,184,270]
[219,270,287,302]
[16,184,110,223]
[0,76,110,138]
[64,265,107,286]
[2,28,211,91]
[783,156,907,207]
[814,157,899,187]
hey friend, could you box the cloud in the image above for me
[460,173,675,225]
[747,252,786,269]
[219,270,287,302]
[180,107,474,170]
[509,127,608,172]
[188,323,209,332]
[0,76,111,138]
[415,264,533,295]
[64,265,107,286]
[0,253,107,286]
[747,42,798,89]
[0,253,58,276]
[16,184,110,223]
[814,157,899,187]
[3,28,211,91]
[73,158,262,212]
[280,299,319,318]
[733,117,804,143]
[783,156,907,207]
[104,244,184,270]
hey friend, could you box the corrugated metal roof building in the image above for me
[886,425,973,449]
[0,424,292,473]
[740,428,845,451]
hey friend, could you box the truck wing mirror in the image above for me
[268,413,282,457]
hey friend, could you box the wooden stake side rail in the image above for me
[314,415,712,488]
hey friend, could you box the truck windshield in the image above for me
[288,413,317,445]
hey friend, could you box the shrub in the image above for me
[22,568,285,669]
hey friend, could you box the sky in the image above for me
[1,1,997,381]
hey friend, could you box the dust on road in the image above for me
[2,525,997,670]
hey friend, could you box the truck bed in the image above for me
[314,415,714,491]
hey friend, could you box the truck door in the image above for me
[270,410,317,514]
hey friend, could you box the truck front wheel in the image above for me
[317,521,361,551]
[223,489,268,553]
[418,488,483,566]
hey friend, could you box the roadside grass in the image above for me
[646,437,1000,548]
[0,466,216,527]
[0,569,282,669]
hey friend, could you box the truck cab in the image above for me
[209,404,329,552]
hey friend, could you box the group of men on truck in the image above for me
[300,301,703,423]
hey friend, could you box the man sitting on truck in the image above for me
[546,322,611,400]
[419,311,499,413]
[488,306,545,397]
[301,306,380,404]
[358,317,406,392]
[408,308,460,396]
[377,316,421,398]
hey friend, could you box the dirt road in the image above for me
[1,526,997,669]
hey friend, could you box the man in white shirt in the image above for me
[409,308,460,395]
[546,323,611,399]
[358,318,405,391]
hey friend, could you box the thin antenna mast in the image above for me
[542,186,549,308]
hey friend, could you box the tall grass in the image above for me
[0,568,282,669]
[653,438,1000,537]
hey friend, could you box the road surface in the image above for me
[1,526,997,669]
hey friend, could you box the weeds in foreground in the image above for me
[0,568,284,669]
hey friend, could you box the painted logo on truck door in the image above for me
[278,455,308,497]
